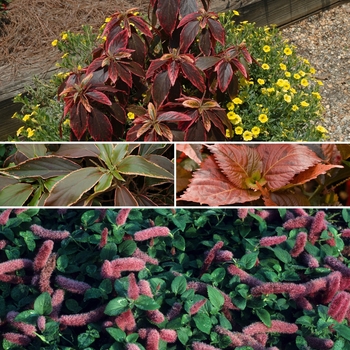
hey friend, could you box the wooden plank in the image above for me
[0,98,23,140]
[210,0,346,27]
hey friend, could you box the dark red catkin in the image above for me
[33,240,54,272]
[50,289,65,320]
[259,235,287,247]
[308,210,327,245]
[200,241,224,276]
[37,315,46,332]
[55,275,91,295]
[243,320,298,335]
[251,282,306,299]
[3,333,31,346]
[0,209,12,225]
[328,291,350,322]
[0,258,33,275]
[189,299,207,316]
[192,342,221,350]
[290,232,307,257]
[305,336,334,350]
[59,305,106,326]
[99,227,108,248]
[324,256,350,277]
[322,271,341,304]
[283,215,313,230]
[39,253,57,294]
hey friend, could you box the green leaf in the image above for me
[333,338,345,350]
[295,315,312,326]
[19,231,36,251]
[240,252,258,269]
[334,324,350,341]
[173,235,186,251]
[126,333,139,343]
[78,333,95,349]
[65,299,82,313]
[118,155,174,179]
[256,308,271,327]
[104,297,129,316]
[96,144,114,168]
[111,144,129,164]
[57,255,69,272]
[14,310,39,324]
[81,210,100,227]
[106,328,126,342]
[34,292,52,316]
[273,246,291,263]
[99,279,113,294]
[94,173,113,193]
[207,285,224,309]
[0,182,33,206]
[45,167,104,206]
[177,327,189,345]
[118,240,137,256]
[211,267,226,284]
[171,276,187,295]
[193,313,212,334]
[134,295,160,310]
[84,288,103,301]
[100,243,118,260]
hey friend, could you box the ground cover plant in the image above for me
[10,1,327,142]
[2,208,350,349]
[177,143,350,206]
[0,143,174,206]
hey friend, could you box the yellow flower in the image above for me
[226,101,234,110]
[243,130,253,141]
[279,63,287,71]
[227,111,235,119]
[127,112,135,120]
[312,92,322,99]
[251,126,260,135]
[63,119,70,126]
[310,67,316,74]
[282,81,291,91]
[105,17,112,22]
[285,71,291,78]
[290,88,297,94]
[102,36,107,41]
[12,112,18,119]
[293,73,301,80]
[61,33,68,40]
[229,114,242,125]
[299,70,306,77]
[261,63,270,70]
[233,10,239,16]
[235,126,243,135]
[51,39,58,47]
[267,87,275,93]
[22,114,31,122]
[258,114,268,123]
[225,129,232,138]
[316,125,328,133]
[257,78,265,85]
[300,79,309,87]
[261,88,267,95]
[300,101,309,107]
[303,58,310,65]
[317,80,324,86]
[232,97,243,104]
[77,65,82,71]
[27,128,35,138]
[284,47,292,55]
[284,94,292,103]
[263,45,270,53]
[16,126,24,136]
[292,105,299,111]
[61,53,69,59]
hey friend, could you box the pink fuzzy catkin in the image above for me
[50,289,65,319]
[166,302,182,320]
[147,310,165,324]
[322,271,341,303]
[6,311,36,337]
[126,344,141,350]
[138,280,153,297]
[306,336,334,350]
[308,211,327,244]
[293,208,309,217]
[324,256,350,277]
[115,309,137,332]
[101,258,146,279]
[134,226,170,241]
[128,273,140,300]
[30,224,70,240]
[243,320,298,335]
[116,208,131,225]
[39,254,56,294]
[214,250,233,262]
[132,247,159,265]
[189,299,207,315]
[55,275,91,295]
[294,296,313,310]
[227,265,263,287]
[99,227,108,248]
[251,282,306,299]
[200,241,224,276]
[37,315,46,332]
[303,276,328,295]
[159,329,177,343]
[300,252,319,268]
[0,209,12,225]
[3,332,31,346]
[192,342,221,350]
[0,274,31,284]
[283,216,313,230]
[33,240,54,272]
[341,228,350,238]
[146,329,160,350]
[259,235,287,247]
[328,291,350,322]
[237,209,249,219]
[59,305,106,326]
[253,333,268,346]
[0,258,33,274]
[290,232,307,257]
[0,239,7,249]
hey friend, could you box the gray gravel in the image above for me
[281,3,350,141]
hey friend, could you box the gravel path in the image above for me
[281,2,350,142]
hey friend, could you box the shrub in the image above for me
[1,208,350,349]
[10,1,326,141]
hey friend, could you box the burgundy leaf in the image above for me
[199,28,211,56]
[196,56,221,71]
[180,21,199,53]
[146,59,167,79]
[114,186,138,206]
[231,58,249,79]
[181,61,205,92]
[129,16,153,38]
[207,18,225,45]
[168,61,180,86]
[85,91,112,106]
[216,61,233,92]
[116,63,133,87]
[152,71,171,107]
[108,29,129,54]
[88,109,113,141]
[158,111,192,122]
[157,0,180,35]
[70,104,88,141]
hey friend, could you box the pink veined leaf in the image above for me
[180,155,261,206]
[257,144,322,190]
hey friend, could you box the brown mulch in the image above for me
[0,0,148,81]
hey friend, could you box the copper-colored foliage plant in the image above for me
[179,144,344,206]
